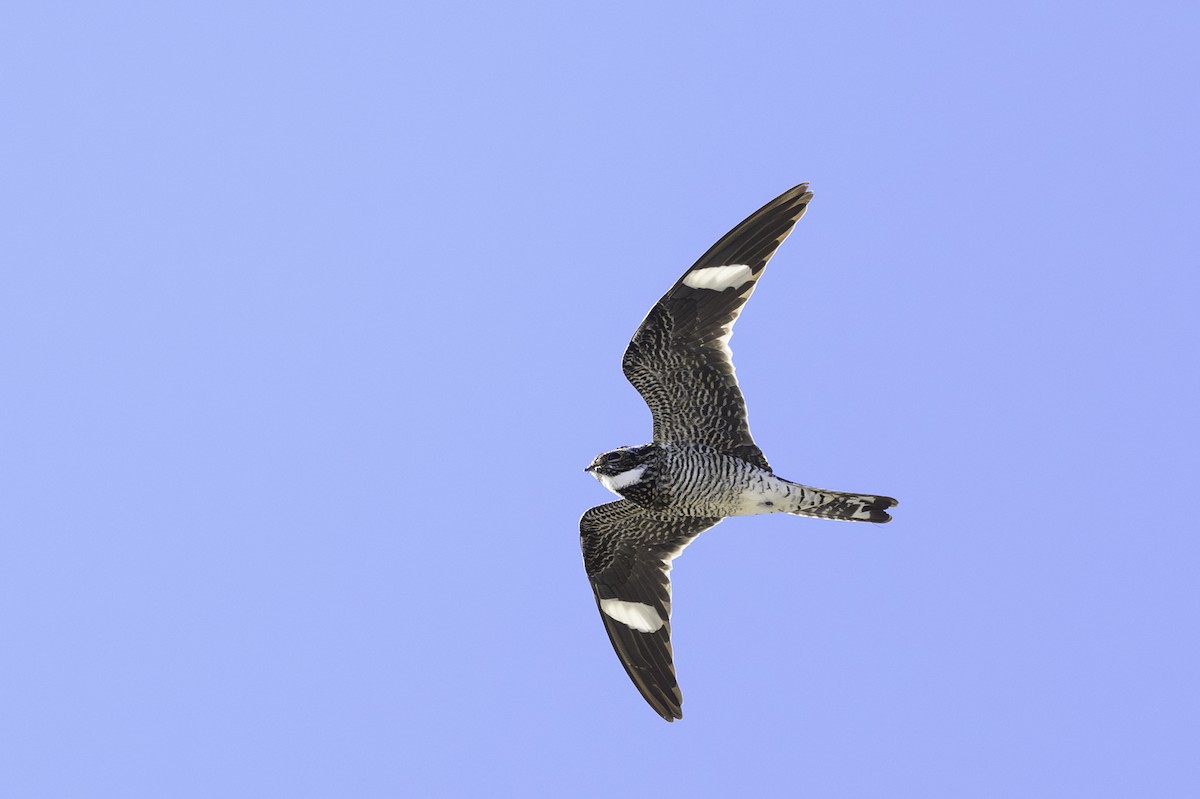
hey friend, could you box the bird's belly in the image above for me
[665,448,794,517]
[712,471,797,516]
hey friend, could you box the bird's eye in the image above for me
[605,452,623,461]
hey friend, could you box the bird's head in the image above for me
[585,445,655,497]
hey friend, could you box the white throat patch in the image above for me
[599,598,665,633]
[682,263,753,291]
[596,464,647,496]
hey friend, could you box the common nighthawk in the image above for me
[581,183,897,721]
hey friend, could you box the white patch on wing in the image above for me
[682,264,754,291]
[599,598,664,633]
[596,464,647,496]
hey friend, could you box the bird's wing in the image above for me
[580,500,722,721]
[622,183,813,471]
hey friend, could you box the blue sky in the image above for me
[3,1,1198,796]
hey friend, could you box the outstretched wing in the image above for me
[622,183,814,470]
[580,500,722,721]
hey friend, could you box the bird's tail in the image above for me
[786,484,898,523]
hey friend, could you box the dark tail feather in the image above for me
[788,486,898,523]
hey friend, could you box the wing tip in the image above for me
[778,181,813,208]
[642,683,684,722]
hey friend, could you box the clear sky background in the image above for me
[3,2,1198,797]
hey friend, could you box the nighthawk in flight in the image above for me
[581,183,897,721]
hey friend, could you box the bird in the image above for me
[580,183,897,721]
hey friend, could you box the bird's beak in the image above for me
[584,465,595,473]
